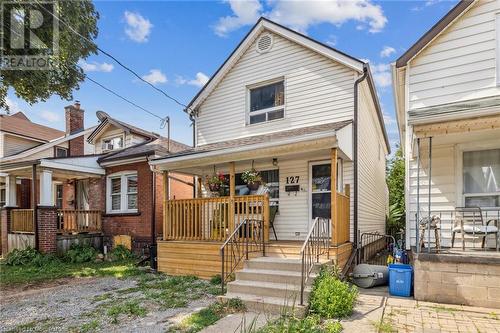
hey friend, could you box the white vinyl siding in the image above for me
[95,125,148,154]
[2,133,41,157]
[196,30,356,145]
[408,0,500,109]
[357,82,388,236]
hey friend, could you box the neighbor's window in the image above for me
[0,187,5,207]
[55,147,68,157]
[102,136,124,151]
[463,149,500,208]
[248,80,284,124]
[55,184,63,208]
[107,172,138,213]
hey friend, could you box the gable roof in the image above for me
[396,0,475,68]
[186,17,365,114]
[87,111,160,143]
[97,137,190,164]
[0,112,65,142]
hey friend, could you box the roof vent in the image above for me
[256,34,273,54]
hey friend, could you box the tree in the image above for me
[0,0,99,111]
[386,145,405,236]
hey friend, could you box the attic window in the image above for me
[256,34,273,54]
[102,136,123,151]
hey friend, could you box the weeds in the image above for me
[79,319,100,333]
[372,319,396,333]
[107,300,147,324]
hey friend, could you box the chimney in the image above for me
[65,101,85,156]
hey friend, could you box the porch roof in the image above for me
[150,120,352,170]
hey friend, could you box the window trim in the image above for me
[106,171,138,214]
[246,77,286,126]
[54,146,68,157]
[456,141,500,208]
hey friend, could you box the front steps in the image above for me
[220,256,327,317]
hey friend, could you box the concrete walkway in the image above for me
[342,287,500,333]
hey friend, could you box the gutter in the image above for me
[353,65,369,248]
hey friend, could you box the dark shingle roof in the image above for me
[153,120,352,161]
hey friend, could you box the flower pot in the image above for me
[209,183,220,192]
[247,182,261,191]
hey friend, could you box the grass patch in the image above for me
[79,319,100,333]
[107,300,147,324]
[0,259,145,288]
[168,298,246,333]
[372,319,396,333]
[258,315,342,333]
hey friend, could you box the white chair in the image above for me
[452,207,499,251]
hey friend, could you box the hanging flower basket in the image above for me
[241,169,263,191]
[208,183,221,192]
[207,172,227,194]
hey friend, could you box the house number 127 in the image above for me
[286,176,299,184]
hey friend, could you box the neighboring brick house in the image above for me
[86,111,193,252]
[1,104,193,254]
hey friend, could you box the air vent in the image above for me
[256,34,273,54]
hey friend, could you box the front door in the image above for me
[309,162,331,228]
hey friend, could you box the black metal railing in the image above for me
[357,232,396,265]
[416,207,500,253]
[220,219,265,294]
[300,217,330,305]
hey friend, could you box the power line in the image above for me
[36,1,191,112]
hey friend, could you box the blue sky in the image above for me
[4,0,459,152]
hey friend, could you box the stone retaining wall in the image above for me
[414,253,500,308]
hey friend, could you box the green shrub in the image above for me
[5,247,60,267]
[309,266,358,319]
[209,274,222,285]
[110,245,134,261]
[64,244,98,263]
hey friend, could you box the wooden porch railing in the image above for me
[334,188,351,245]
[10,209,34,233]
[164,195,269,241]
[57,210,102,233]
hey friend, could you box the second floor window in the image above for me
[107,172,138,213]
[55,147,68,157]
[248,80,285,124]
[102,136,124,151]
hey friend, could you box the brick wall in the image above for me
[65,103,84,156]
[103,162,193,252]
[37,206,58,254]
[414,253,500,309]
[88,177,105,211]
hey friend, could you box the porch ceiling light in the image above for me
[272,158,278,167]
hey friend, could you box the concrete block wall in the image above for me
[414,253,500,309]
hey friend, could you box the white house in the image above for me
[392,0,500,308]
[149,17,390,312]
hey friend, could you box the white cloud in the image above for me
[124,11,153,43]
[380,46,396,58]
[5,96,23,114]
[214,0,387,36]
[78,60,114,73]
[383,112,396,126]
[176,72,209,88]
[369,62,392,88]
[141,69,167,85]
[325,35,338,47]
[214,0,262,37]
[39,110,61,123]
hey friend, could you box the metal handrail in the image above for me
[300,217,330,305]
[220,218,265,294]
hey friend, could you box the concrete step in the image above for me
[219,292,307,317]
[236,268,314,285]
[245,257,303,271]
[227,279,312,300]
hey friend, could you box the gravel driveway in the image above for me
[0,274,218,333]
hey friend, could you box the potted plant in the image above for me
[207,172,226,193]
[241,169,263,191]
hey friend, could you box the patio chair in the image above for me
[418,215,441,251]
[452,207,499,251]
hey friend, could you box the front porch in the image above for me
[1,156,105,254]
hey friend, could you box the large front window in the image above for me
[463,149,500,208]
[107,172,138,213]
[248,80,284,124]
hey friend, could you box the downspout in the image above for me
[147,156,157,270]
[189,112,197,198]
[353,65,369,248]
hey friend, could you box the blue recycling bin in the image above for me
[388,264,413,297]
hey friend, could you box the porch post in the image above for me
[331,148,338,246]
[5,175,17,207]
[163,171,169,240]
[229,162,235,233]
[32,164,38,250]
[197,177,202,198]
[39,170,54,206]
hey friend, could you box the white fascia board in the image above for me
[0,126,97,163]
[40,159,105,175]
[150,130,337,168]
[99,156,148,167]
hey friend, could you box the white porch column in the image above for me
[39,170,54,206]
[5,175,17,207]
